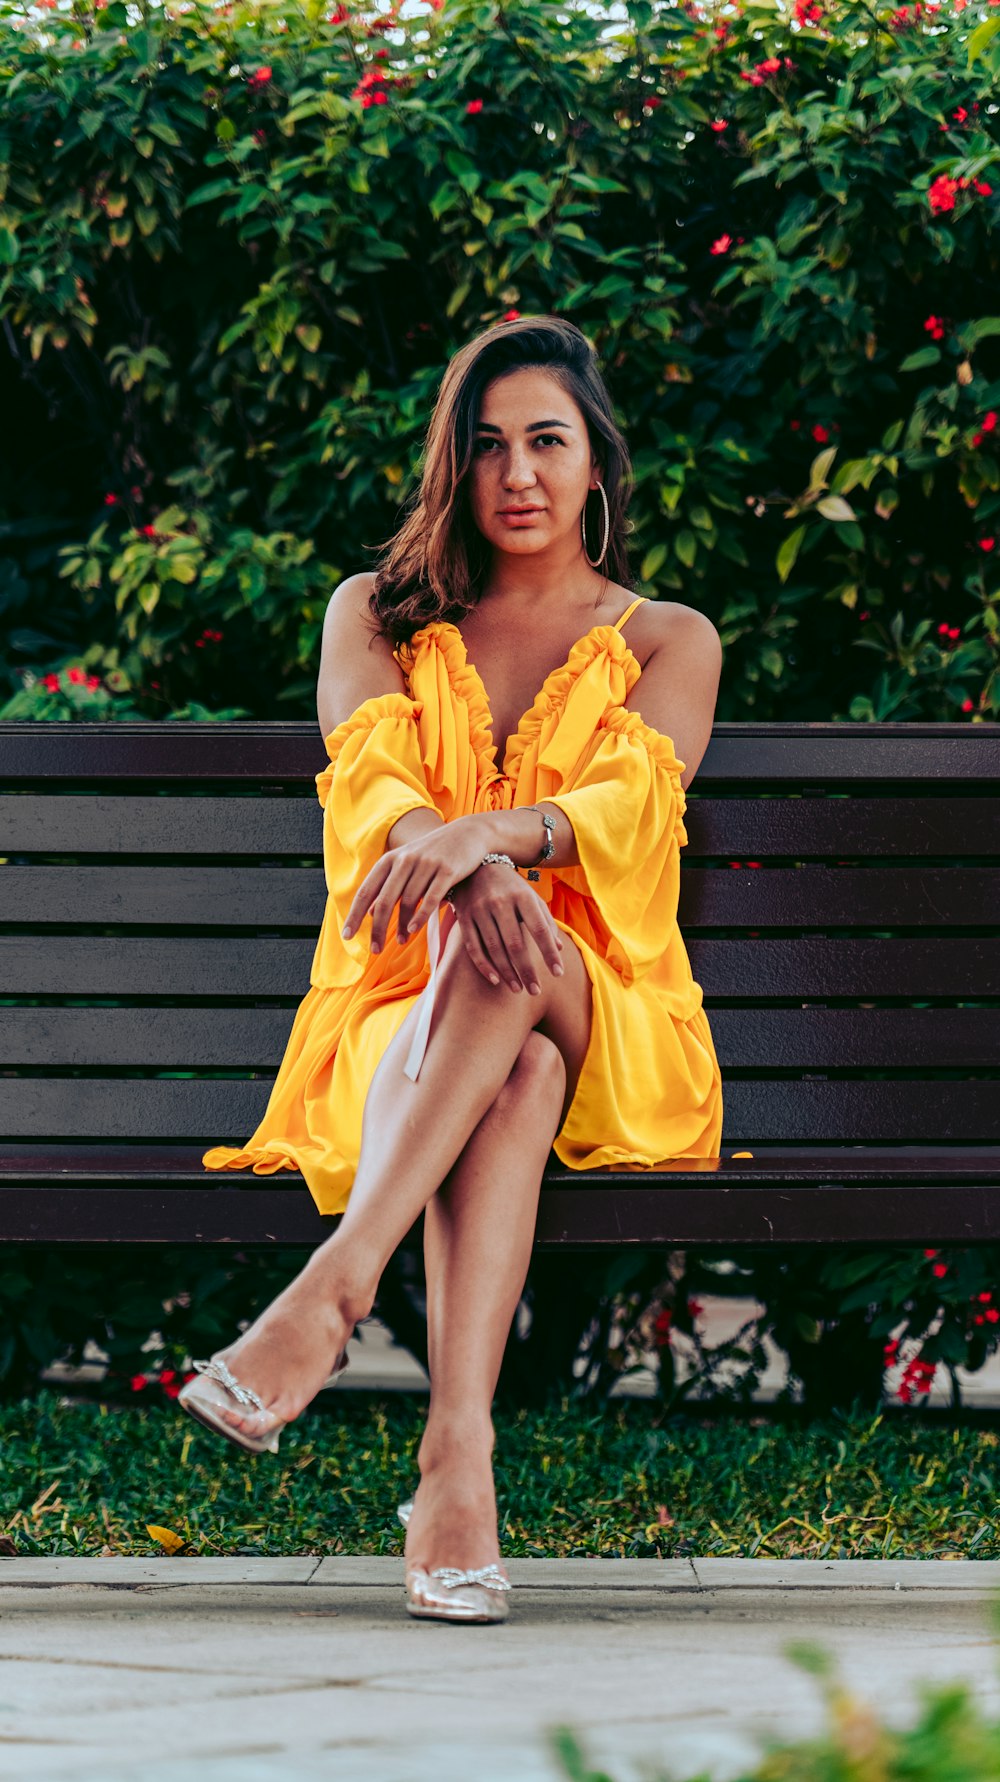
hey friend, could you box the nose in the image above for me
[501,445,538,490]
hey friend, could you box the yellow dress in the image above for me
[201,596,723,1215]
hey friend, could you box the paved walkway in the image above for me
[3,1558,1000,1780]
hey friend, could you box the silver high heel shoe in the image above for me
[178,1348,350,1456]
[396,1494,512,1623]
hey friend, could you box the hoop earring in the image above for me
[581,480,610,568]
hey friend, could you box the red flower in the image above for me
[929,174,960,214]
[642,95,663,110]
[924,315,945,339]
[883,1337,900,1365]
[932,1262,949,1278]
[961,698,974,712]
[924,1248,940,1257]
[859,610,870,621]
[248,66,272,86]
[974,181,993,196]
[811,424,829,443]
[979,538,996,552]
[130,1373,148,1392]
[42,672,61,692]
[86,675,100,690]
[653,1307,673,1347]
[66,666,87,685]
[710,234,733,255]
[328,5,350,20]
[141,524,159,539]
[710,119,729,132]
[988,1309,1000,1324]
[501,309,521,322]
[466,98,483,114]
[981,411,997,433]
[897,1356,937,1403]
[103,492,119,506]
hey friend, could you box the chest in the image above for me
[457,625,590,767]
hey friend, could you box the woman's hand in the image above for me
[340,813,564,993]
[447,867,564,994]
[341,815,500,954]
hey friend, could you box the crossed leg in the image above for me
[409,1031,567,1578]
[209,914,594,1535]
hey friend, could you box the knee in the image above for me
[497,1031,566,1113]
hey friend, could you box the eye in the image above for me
[473,435,564,452]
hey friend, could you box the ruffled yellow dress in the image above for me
[202,596,723,1215]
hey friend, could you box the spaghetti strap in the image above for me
[613,595,647,634]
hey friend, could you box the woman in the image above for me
[186,315,724,1623]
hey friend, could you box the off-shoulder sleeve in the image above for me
[541,706,688,988]
[310,692,439,987]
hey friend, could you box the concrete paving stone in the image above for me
[0,1557,321,1587]
[3,1566,1000,1782]
[310,1556,701,1589]
[691,1556,1000,1591]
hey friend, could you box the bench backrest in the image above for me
[2,721,999,1156]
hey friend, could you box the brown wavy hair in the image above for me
[364,314,635,651]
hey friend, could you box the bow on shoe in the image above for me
[429,1565,512,1591]
[192,1356,268,1414]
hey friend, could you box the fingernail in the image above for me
[554,964,564,976]
[371,941,380,954]
[342,925,352,938]
[489,974,500,986]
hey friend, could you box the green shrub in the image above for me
[0,0,997,722]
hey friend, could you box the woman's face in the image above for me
[465,367,598,560]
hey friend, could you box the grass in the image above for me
[2,1392,999,1560]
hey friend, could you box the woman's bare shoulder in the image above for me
[317,573,407,741]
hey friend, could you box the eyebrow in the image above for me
[474,419,572,434]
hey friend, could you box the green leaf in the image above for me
[675,530,697,568]
[899,346,941,373]
[816,495,857,523]
[0,226,18,265]
[776,524,806,583]
[641,542,668,580]
[967,13,1000,63]
[186,179,234,210]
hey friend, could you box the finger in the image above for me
[342,859,393,942]
[520,910,566,978]
[491,909,538,995]
[403,871,453,939]
[396,868,436,946]
[483,912,522,993]
[460,916,502,987]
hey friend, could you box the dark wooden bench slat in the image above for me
[3,935,1000,997]
[2,1079,999,1143]
[3,1007,998,1070]
[7,794,1000,858]
[5,864,1000,927]
[1,1182,998,1246]
[3,721,999,783]
[5,1142,999,1180]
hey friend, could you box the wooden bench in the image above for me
[2,720,999,1249]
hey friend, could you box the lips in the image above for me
[499,507,543,514]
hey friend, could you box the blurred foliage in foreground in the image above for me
[551,1619,1000,1780]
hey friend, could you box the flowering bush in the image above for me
[0,0,997,723]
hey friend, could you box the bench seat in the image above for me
[2,718,998,1251]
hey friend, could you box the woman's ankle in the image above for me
[417,1413,496,1477]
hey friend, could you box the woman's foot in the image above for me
[206,1266,360,1444]
[403,1423,509,1584]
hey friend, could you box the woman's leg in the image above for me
[213,918,593,1438]
[406,1032,567,1577]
